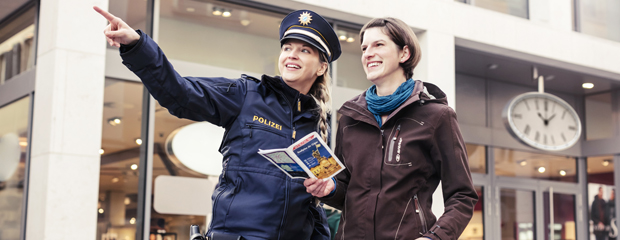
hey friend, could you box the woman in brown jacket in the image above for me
[305,17,478,240]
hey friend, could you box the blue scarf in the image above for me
[365,79,415,127]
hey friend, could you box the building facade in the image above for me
[1,0,620,239]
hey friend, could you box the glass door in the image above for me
[543,189,577,240]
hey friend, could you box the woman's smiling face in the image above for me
[360,27,406,85]
[278,39,327,93]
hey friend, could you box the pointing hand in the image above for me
[93,6,140,47]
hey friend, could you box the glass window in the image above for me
[148,101,212,240]
[0,6,35,85]
[587,155,615,239]
[576,0,620,42]
[544,192,576,240]
[335,27,369,91]
[0,96,30,240]
[588,155,614,185]
[585,92,613,140]
[466,143,486,174]
[157,0,282,76]
[494,148,577,183]
[471,0,528,19]
[460,186,483,240]
[501,189,535,240]
[97,79,144,240]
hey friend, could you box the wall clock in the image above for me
[502,91,582,151]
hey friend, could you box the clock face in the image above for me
[502,92,582,151]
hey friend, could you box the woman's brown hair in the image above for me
[360,17,422,80]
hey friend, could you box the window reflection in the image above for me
[458,0,528,19]
[494,148,577,183]
[336,27,369,91]
[158,0,282,76]
[466,144,486,174]
[501,189,535,240]
[0,96,30,240]
[577,0,620,42]
[98,79,144,240]
[0,6,35,85]
[587,155,615,240]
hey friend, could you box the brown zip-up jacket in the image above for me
[321,80,478,240]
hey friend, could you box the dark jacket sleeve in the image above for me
[424,106,479,240]
[319,116,350,210]
[119,30,246,127]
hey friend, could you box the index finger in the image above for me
[93,6,117,22]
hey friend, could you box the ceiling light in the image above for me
[131,164,138,170]
[559,170,567,176]
[108,117,122,126]
[487,64,499,70]
[19,141,27,147]
[124,197,131,205]
[603,159,611,167]
[339,35,347,41]
[546,75,555,80]
[346,37,355,43]
[186,7,195,12]
[537,167,546,173]
[582,83,594,89]
[99,149,105,155]
[222,10,231,17]
[98,208,104,214]
[240,19,251,26]
[212,8,222,16]
[135,138,142,145]
[519,160,527,166]
[112,177,119,183]
[130,217,136,224]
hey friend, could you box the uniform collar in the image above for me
[260,75,318,118]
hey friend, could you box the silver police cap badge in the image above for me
[298,11,312,26]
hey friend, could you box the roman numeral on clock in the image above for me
[524,125,531,135]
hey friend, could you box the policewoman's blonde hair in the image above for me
[308,52,331,143]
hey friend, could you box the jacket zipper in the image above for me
[394,197,412,240]
[269,85,296,236]
[388,125,401,162]
[213,82,237,92]
[209,158,231,231]
[247,124,287,138]
[414,194,428,234]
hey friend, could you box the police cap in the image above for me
[279,10,341,63]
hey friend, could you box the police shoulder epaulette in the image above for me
[241,74,260,83]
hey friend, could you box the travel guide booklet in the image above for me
[258,132,345,179]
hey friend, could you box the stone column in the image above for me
[26,0,108,239]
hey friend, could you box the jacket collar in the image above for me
[338,80,448,128]
[260,75,319,119]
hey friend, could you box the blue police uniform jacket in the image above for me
[120,31,330,240]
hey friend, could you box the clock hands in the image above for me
[537,112,556,126]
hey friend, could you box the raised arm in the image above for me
[93,6,246,126]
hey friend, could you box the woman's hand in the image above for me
[93,6,141,47]
[304,178,335,198]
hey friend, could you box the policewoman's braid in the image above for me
[309,53,331,143]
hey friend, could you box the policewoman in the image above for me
[94,7,341,240]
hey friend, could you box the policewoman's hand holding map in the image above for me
[258,132,345,179]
